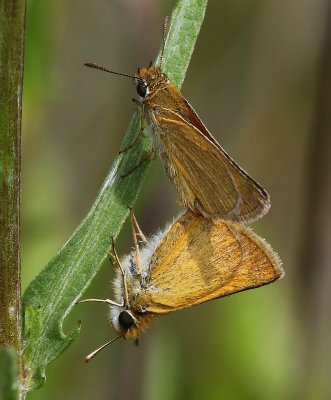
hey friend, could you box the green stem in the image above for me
[0,0,27,399]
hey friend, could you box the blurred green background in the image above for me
[22,0,331,399]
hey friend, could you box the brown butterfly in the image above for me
[85,18,270,223]
[79,210,283,361]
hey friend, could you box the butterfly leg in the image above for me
[118,100,146,155]
[133,98,146,131]
[121,149,156,178]
[128,209,146,278]
[129,207,148,244]
[77,244,126,307]
[110,236,130,308]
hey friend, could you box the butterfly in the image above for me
[79,210,283,362]
[85,17,270,223]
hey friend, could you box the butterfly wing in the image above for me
[150,105,270,223]
[142,212,283,314]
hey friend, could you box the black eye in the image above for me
[137,81,148,97]
[118,311,135,330]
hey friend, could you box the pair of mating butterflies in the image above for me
[80,27,284,361]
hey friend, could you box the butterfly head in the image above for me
[110,303,154,341]
[134,64,169,99]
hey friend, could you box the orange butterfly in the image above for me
[79,210,283,362]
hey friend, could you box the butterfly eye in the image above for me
[118,310,135,330]
[136,81,148,97]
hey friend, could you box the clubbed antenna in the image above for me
[159,16,169,67]
[84,62,139,80]
[84,336,121,363]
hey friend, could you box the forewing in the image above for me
[143,212,283,314]
[154,107,270,223]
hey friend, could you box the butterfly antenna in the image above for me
[84,336,121,363]
[84,62,138,80]
[159,16,169,67]
[77,298,124,307]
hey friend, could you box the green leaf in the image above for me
[0,347,19,400]
[22,0,208,391]
[161,0,208,87]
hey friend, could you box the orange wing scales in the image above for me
[135,212,283,314]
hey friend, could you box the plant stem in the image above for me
[0,0,27,398]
